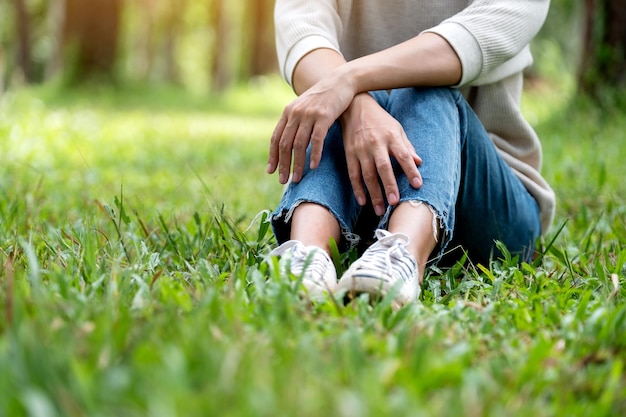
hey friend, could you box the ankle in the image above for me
[290,203,341,254]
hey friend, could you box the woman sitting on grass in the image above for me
[267,0,556,307]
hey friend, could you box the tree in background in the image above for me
[208,0,277,91]
[209,0,231,92]
[3,0,50,88]
[130,0,185,84]
[13,0,35,83]
[245,0,277,78]
[163,0,185,84]
[3,0,277,91]
[62,0,122,82]
[578,0,626,101]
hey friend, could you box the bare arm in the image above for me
[291,48,345,95]
[332,32,461,94]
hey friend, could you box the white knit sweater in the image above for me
[274,0,556,233]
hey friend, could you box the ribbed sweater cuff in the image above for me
[425,21,483,86]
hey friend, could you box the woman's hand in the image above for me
[341,93,422,216]
[267,70,357,184]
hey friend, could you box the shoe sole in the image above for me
[336,273,413,308]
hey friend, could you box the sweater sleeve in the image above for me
[274,0,343,87]
[425,0,550,86]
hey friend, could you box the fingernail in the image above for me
[412,177,421,187]
[292,172,301,183]
[266,163,273,173]
[388,193,397,204]
[375,205,384,216]
[357,196,366,206]
[279,173,287,183]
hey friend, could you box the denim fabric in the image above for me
[271,87,541,265]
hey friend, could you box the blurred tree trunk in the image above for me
[137,0,157,80]
[14,0,35,83]
[164,0,185,84]
[0,48,7,95]
[62,0,122,81]
[210,0,232,92]
[579,0,626,98]
[46,0,65,80]
[246,0,276,77]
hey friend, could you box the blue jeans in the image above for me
[271,87,541,265]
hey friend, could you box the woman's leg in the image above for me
[336,87,459,305]
[380,87,462,257]
[269,121,354,296]
[382,87,541,268]
[290,203,341,254]
[445,95,542,264]
[271,121,361,253]
[388,202,438,283]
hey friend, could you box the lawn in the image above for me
[0,78,625,417]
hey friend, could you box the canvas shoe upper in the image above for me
[336,229,420,307]
[270,240,337,299]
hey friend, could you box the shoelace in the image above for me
[270,241,330,280]
[356,230,415,282]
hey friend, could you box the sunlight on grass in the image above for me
[0,78,293,221]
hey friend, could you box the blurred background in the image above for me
[1,0,277,94]
[0,0,623,99]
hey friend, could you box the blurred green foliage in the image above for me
[1,0,276,92]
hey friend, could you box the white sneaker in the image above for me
[270,241,337,299]
[336,229,420,307]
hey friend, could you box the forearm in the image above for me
[292,48,346,95]
[293,33,461,101]
[341,33,462,93]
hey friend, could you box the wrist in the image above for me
[340,92,376,123]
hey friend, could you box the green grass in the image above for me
[1,78,625,417]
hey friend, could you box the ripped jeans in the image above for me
[271,87,541,265]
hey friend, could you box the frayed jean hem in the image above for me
[379,199,452,264]
[271,199,361,250]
